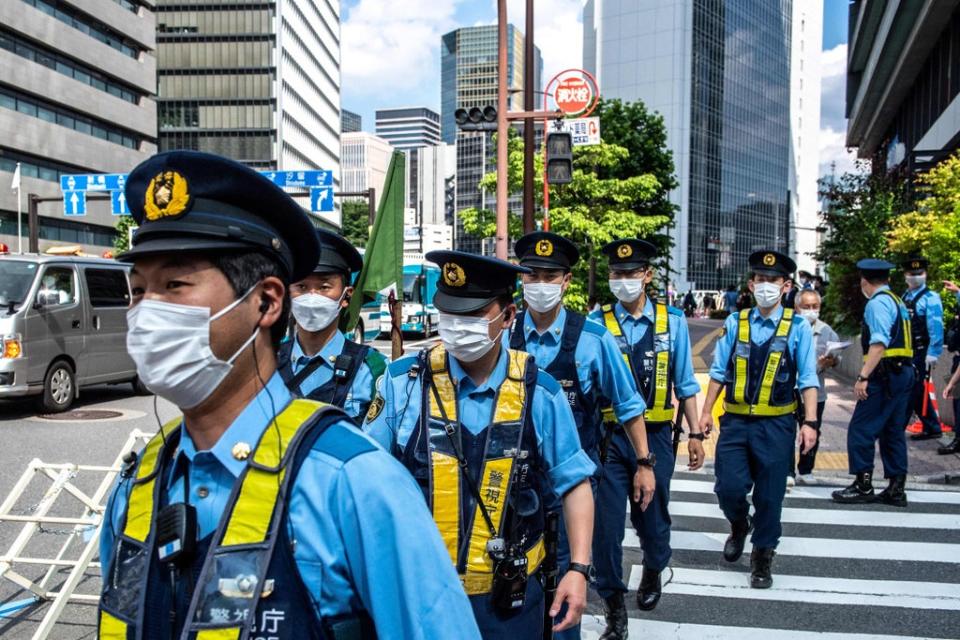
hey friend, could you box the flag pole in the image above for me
[14,162,22,254]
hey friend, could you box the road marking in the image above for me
[624,530,960,562]
[668,498,960,529]
[671,477,960,505]
[690,325,722,372]
[624,565,960,610]
[582,616,943,639]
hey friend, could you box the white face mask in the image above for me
[126,286,258,409]
[523,283,563,313]
[291,292,344,332]
[752,282,783,308]
[609,278,643,303]
[438,310,504,363]
[905,274,926,289]
[798,309,819,324]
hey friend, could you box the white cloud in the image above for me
[503,0,584,89]
[818,43,863,177]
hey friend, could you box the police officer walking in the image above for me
[900,257,945,441]
[277,228,387,423]
[699,251,819,589]
[99,151,479,640]
[833,259,914,507]
[364,250,597,638]
[589,238,703,635]
[507,232,654,640]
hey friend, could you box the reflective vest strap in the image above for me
[220,399,325,547]
[722,400,797,417]
[195,629,240,640]
[428,345,458,422]
[603,306,634,373]
[755,308,794,408]
[98,610,128,640]
[873,291,915,359]
[733,312,750,405]
[647,303,672,422]
[461,536,545,596]
[465,457,514,576]
[123,417,181,543]
[429,452,460,567]
[493,351,528,423]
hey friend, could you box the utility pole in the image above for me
[495,0,509,259]
[522,0,535,234]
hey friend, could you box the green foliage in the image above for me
[815,166,910,333]
[113,215,136,254]
[341,200,371,249]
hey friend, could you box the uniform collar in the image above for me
[615,298,655,324]
[524,307,566,344]
[869,284,891,299]
[448,342,508,396]
[750,305,785,326]
[291,331,345,368]
[176,371,293,479]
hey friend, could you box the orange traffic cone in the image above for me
[906,377,953,433]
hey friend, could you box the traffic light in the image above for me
[455,106,497,131]
[546,132,573,184]
[444,176,456,225]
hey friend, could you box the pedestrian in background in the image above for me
[723,285,739,314]
[938,279,960,454]
[901,257,945,442]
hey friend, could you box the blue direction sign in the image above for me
[262,170,332,188]
[63,191,87,216]
[60,173,126,192]
[310,187,334,213]
[111,190,130,215]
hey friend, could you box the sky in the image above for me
[341,0,855,179]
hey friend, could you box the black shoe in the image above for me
[937,437,960,455]
[910,432,943,441]
[876,475,908,507]
[832,471,875,504]
[723,515,753,562]
[750,548,775,589]
[599,592,628,640]
[635,567,662,611]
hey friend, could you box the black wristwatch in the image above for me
[637,453,657,469]
[802,419,818,428]
[856,374,869,383]
[688,432,705,441]
[567,562,595,582]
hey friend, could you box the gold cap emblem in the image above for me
[535,239,553,256]
[763,253,776,266]
[144,170,190,221]
[443,262,466,287]
[617,244,633,258]
[912,261,920,269]
[231,442,251,461]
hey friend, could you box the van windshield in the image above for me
[0,260,39,313]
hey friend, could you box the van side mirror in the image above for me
[34,291,60,308]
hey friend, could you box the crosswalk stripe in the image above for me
[669,498,960,529]
[671,478,960,505]
[580,617,938,640]
[624,565,960,610]
[624,530,960,562]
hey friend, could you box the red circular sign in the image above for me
[554,77,593,115]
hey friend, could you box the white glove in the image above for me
[926,355,939,367]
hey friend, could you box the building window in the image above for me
[20,0,141,58]
[0,148,90,184]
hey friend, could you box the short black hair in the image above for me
[863,274,889,286]
[212,250,289,350]
[496,293,515,310]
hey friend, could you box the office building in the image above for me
[585,0,817,289]
[404,142,455,248]
[846,1,960,174]
[376,107,441,150]
[0,0,157,253]
[155,0,340,178]
[441,24,541,253]
[342,108,362,133]
[340,132,393,207]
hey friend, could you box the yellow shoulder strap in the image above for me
[122,417,181,543]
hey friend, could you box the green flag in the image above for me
[344,150,405,332]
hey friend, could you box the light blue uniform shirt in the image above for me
[364,343,596,497]
[709,305,820,392]
[864,285,909,348]
[589,300,702,400]
[289,331,375,419]
[902,286,944,358]
[100,373,479,640]
[516,308,646,423]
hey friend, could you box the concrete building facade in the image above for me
[0,0,158,253]
[340,132,393,208]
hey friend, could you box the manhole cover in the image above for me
[40,409,124,421]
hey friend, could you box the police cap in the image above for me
[901,256,929,273]
[119,151,319,282]
[857,258,895,280]
[514,231,579,271]
[314,228,363,276]
[425,250,531,314]
[601,238,658,271]
[748,250,796,278]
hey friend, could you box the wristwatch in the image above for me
[688,432,705,441]
[856,374,869,383]
[567,562,595,582]
[802,420,818,428]
[637,453,657,468]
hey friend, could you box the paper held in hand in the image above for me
[824,341,853,358]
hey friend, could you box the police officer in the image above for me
[589,238,702,631]
[364,250,597,638]
[900,257,945,441]
[832,259,914,507]
[277,228,386,422]
[98,151,479,640]
[939,280,960,455]
[699,250,819,589]
[507,232,654,640]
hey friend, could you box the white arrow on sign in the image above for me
[68,193,78,214]
[118,192,126,211]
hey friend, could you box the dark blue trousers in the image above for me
[550,473,598,640]
[714,414,795,549]
[908,360,942,435]
[593,424,675,600]
[849,367,914,477]
[470,577,543,639]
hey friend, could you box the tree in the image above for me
[886,152,960,317]
[341,200,371,248]
[113,214,136,254]
[815,165,910,333]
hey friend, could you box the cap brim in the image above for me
[519,257,569,270]
[751,267,787,277]
[118,237,260,264]
[610,261,650,271]
[433,290,499,314]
